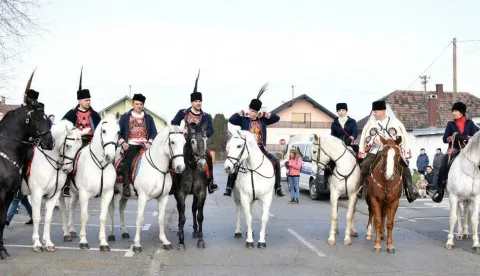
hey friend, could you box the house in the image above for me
[99,95,167,129]
[266,94,337,156]
[357,84,480,170]
[0,96,20,118]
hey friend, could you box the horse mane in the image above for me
[0,107,22,128]
[460,131,480,162]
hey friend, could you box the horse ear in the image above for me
[313,134,319,142]
[101,110,106,118]
[379,136,387,145]
[395,136,402,145]
[116,111,120,121]
[236,129,243,137]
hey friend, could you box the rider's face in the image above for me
[373,110,386,120]
[452,110,463,119]
[249,109,258,119]
[337,109,347,118]
[132,100,144,114]
[191,100,202,110]
[78,98,91,110]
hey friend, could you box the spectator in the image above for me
[424,166,434,184]
[416,148,429,175]
[416,174,428,198]
[5,195,33,226]
[432,148,444,175]
[286,147,302,204]
[48,114,55,125]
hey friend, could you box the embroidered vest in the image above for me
[249,120,263,145]
[183,110,203,133]
[76,109,93,136]
[128,114,148,145]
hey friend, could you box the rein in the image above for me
[369,146,404,198]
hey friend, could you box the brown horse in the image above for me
[365,136,404,253]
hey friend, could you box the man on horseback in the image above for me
[358,100,418,203]
[117,93,157,197]
[61,68,102,197]
[224,84,286,197]
[322,103,359,190]
[170,72,218,194]
[431,102,479,203]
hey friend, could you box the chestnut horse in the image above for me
[365,136,404,253]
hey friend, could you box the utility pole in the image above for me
[419,75,430,92]
[453,37,457,103]
[129,85,132,97]
[291,85,294,100]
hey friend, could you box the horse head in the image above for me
[20,101,55,150]
[161,125,186,174]
[224,129,255,174]
[312,134,333,171]
[379,136,402,181]
[93,113,120,163]
[186,122,208,171]
[52,120,91,173]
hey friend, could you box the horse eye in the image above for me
[237,145,241,149]
[102,129,106,134]
[171,141,175,144]
[313,151,317,154]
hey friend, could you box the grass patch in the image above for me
[412,171,421,183]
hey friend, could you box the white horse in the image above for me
[108,125,186,252]
[21,120,90,252]
[224,130,275,249]
[445,131,480,251]
[311,135,360,246]
[67,112,120,251]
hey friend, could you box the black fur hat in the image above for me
[452,101,467,114]
[132,93,146,103]
[372,100,386,111]
[336,103,348,111]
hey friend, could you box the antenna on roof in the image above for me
[292,85,294,99]
[419,75,430,92]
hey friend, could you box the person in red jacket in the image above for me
[286,147,303,204]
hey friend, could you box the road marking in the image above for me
[149,249,165,275]
[152,211,158,217]
[443,230,459,235]
[43,208,152,214]
[142,224,151,231]
[408,219,417,222]
[287,228,326,257]
[9,221,148,230]
[124,246,135,258]
[5,244,131,252]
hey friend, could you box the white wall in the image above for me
[266,128,331,145]
[408,132,447,170]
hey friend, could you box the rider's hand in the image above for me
[258,111,264,118]
[122,143,129,150]
[145,143,151,149]
[374,140,383,146]
[183,128,188,136]
[238,110,245,116]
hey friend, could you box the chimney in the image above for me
[427,93,438,128]
[436,84,444,100]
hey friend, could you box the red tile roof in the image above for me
[357,90,480,131]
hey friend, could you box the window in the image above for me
[292,143,307,157]
[292,113,311,123]
[304,144,312,161]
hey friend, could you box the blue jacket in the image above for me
[330,117,358,140]
[416,154,429,172]
[443,118,479,150]
[171,108,214,138]
[228,112,280,146]
[118,109,157,145]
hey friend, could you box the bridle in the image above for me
[186,128,207,165]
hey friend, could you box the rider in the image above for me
[358,100,418,203]
[61,68,102,197]
[322,103,359,189]
[431,102,478,203]
[117,93,158,197]
[224,84,286,197]
[170,72,218,194]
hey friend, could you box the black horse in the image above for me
[173,123,209,250]
[0,101,54,259]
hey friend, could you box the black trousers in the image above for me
[122,145,143,181]
[436,152,459,190]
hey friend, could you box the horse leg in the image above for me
[58,195,72,242]
[446,196,458,249]
[365,201,373,241]
[133,193,147,253]
[241,196,254,248]
[386,198,400,253]
[379,202,388,241]
[349,194,359,238]
[78,191,90,249]
[258,194,272,249]
[108,194,116,242]
[0,191,14,259]
[234,197,242,238]
[192,194,199,239]
[30,189,44,252]
[43,195,60,252]
[371,197,383,252]
[196,192,206,249]
[68,192,79,239]
[99,189,113,252]
[462,201,471,239]
[157,194,173,250]
[328,189,340,245]
[119,197,130,239]
[456,202,464,240]
[344,191,359,245]
[175,193,187,250]
[471,196,480,251]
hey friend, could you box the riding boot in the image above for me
[206,155,218,194]
[122,171,131,197]
[403,167,418,203]
[273,159,285,197]
[224,172,237,197]
[357,173,368,200]
[169,173,178,195]
[432,155,450,203]
[62,174,71,197]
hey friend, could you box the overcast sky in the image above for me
[2,0,480,125]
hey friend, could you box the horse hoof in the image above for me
[245,242,254,249]
[472,246,479,252]
[344,239,352,246]
[108,235,116,242]
[33,246,43,252]
[122,233,130,239]
[64,235,73,242]
[0,250,10,260]
[374,248,381,253]
[257,242,266,249]
[234,233,242,238]
[351,232,359,238]
[387,248,395,254]
[133,246,141,253]
[45,246,56,252]
[177,244,186,251]
[70,231,78,239]
[192,231,199,239]
[335,229,339,234]
[163,244,173,250]
[463,234,470,239]
[79,243,89,249]
[100,245,110,252]
[328,239,336,245]
[365,235,372,241]
[445,244,454,250]
[197,240,205,248]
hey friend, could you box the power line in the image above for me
[457,40,480,42]
[405,41,452,90]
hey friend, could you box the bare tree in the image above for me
[0,0,46,90]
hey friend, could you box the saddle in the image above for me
[23,147,36,182]
[115,148,147,185]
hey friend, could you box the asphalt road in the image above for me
[1,164,480,276]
